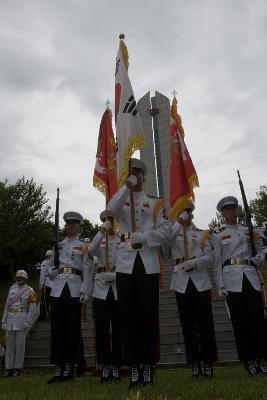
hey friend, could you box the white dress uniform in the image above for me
[2,283,36,370]
[49,235,92,298]
[39,259,53,289]
[107,185,171,274]
[89,231,122,370]
[213,195,267,370]
[39,259,53,320]
[49,234,93,374]
[213,224,264,293]
[170,222,217,371]
[107,184,171,369]
[170,222,213,293]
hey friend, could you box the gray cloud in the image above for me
[0,0,266,228]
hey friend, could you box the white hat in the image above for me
[130,158,147,175]
[46,250,52,257]
[63,211,83,224]
[217,196,238,212]
[16,270,28,280]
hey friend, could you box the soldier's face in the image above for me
[132,168,145,190]
[16,277,26,286]
[222,206,238,225]
[65,221,80,237]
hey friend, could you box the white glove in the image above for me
[218,287,228,297]
[48,268,58,280]
[180,260,197,274]
[101,220,112,230]
[79,293,89,304]
[179,211,189,221]
[130,232,146,245]
[125,174,137,188]
[251,255,264,267]
[2,323,7,330]
[23,320,31,330]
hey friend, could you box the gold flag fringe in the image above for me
[118,133,146,187]
[170,172,199,221]
[93,174,108,198]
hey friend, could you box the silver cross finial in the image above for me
[106,99,110,109]
[172,90,177,98]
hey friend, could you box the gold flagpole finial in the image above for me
[119,33,125,40]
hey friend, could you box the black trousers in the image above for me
[116,253,159,366]
[175,279,217,365]
[50,283,82,365]
[93,287,123,366]
[226,274,266,362]
[40,286,51,320]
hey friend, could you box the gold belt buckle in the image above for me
[63,267,72,274]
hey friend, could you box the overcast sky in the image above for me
[0,0,266,229]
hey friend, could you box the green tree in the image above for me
[80,219,99,241]
[208,211,224,233]
[250,185,267,227]
[0,177,53,281]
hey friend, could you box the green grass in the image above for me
[0,367,267,400]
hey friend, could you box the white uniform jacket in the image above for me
[170,223,213,293]
[49,235,93,298]
[2,283,36,331]
[213,224,265,292]
[89,232,120,300]
[107,185,172,274]
[39,259,53,289]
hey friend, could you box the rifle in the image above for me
[237,170,256,257]
[54,188,60,269]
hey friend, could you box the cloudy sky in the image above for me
[1,0,266,229]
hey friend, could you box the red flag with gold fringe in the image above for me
[170,96,199,220]
[93,108,118,201]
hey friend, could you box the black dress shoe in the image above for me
[13,369,21,377]
[47,364,62,383]
[203,362,213,378]
[244,360,258,376]
[128,366,140,390]
[191,362,202,378]
[4,369,13,378]
[111,366,121,381]
[142,364,153,387]
[255,359,267,374]
[100,365,110,383]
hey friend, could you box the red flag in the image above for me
[93,108,118,201]
[170,96,199,220]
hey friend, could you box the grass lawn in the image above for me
[0,367,267,400]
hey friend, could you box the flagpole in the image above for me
[128,159,136,232]
[104,100,110,272]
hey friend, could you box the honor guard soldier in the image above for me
[2,270,37,377]
[170,201,217,378]
[89,211,122,383]
[39,250,53,320]
[213,196,267,375]
[107,158,172,388]
[48,211,93,383]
